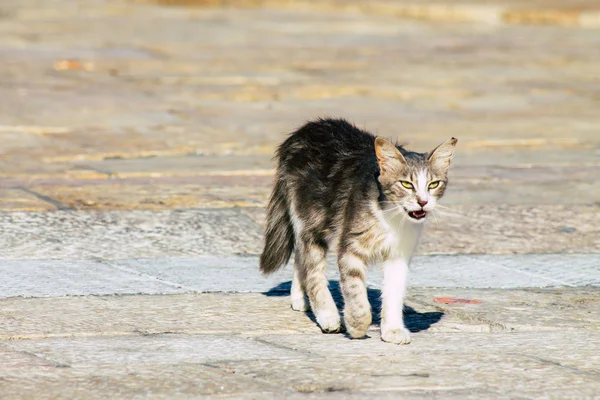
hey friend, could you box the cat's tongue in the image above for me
[409,210,427,220]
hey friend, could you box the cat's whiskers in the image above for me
[430,208,440,225]
[380,202,411,219]
[399,212,408,229]
[380,202,401,214]
[381,204,402,214]
[382,205,405,221]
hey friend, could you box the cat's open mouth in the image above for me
[408,210,427,220]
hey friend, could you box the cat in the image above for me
[259,118,457,344]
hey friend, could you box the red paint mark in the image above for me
[54,60,94,71]
[433,297,482,305]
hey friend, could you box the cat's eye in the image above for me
[428,181,440,189]
[400,181,414,189]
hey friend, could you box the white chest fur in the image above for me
[371,202,424,263]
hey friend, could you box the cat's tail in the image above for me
[259,177,294,275]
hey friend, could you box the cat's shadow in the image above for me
[264,280,443,333]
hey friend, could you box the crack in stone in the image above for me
[514,353,600,378]
[17,350,71,369]
[250,337,322,359]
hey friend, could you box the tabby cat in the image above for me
[260,118,457,344]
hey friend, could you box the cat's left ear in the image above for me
[428,137,457,173]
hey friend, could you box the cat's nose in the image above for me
[417,198,428,208]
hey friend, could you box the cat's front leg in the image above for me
[338,252,371,338]
[380,257,411,344]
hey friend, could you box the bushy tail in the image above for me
[259,177,294,275]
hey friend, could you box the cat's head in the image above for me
[375,137,457,223]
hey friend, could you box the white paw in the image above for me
[316,309,342,333]
[381,327,411,344]
[291,296,309,312]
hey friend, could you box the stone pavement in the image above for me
[0,0,599,398]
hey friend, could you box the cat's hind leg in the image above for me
[290,253,308,312]
[338,251,371,339]
[297,240,341,333]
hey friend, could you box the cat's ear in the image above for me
[428,137,457,173]
[375,137,406,174]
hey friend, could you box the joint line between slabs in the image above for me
[477,258,574,287]
[17,186,73,211]
[105,262,199,292]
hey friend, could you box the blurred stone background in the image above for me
[1,0,599,256]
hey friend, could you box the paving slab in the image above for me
[0,289,597,338]
[1,254,598,300]
[410,254,600,288]
[0,209,264,260]
[214,337,600,395]
[5,334,308,366]
[0,362,280,399]
[0,294,322,340]
[0,291,598,398]
[408,287,600,333]
[215,351,600,398]
[257,330,600,373]
[0,259,186,298]
[0,207,598,261]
